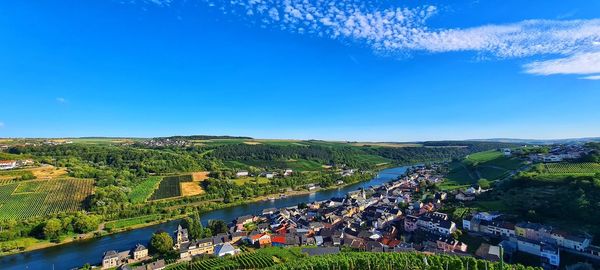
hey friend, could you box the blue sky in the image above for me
[0,0,599,141]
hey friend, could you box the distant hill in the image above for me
[468,137,600,145]
[155,135,253,140]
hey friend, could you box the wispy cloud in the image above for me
[141,0,600,79]
[56,97,67,104]
[0,122,4,128]
[581,75,600,80]
[523,52,600,76]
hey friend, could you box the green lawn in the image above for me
[128,177,162,203]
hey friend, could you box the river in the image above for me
[0,166,410,270]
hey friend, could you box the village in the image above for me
[97,145,600,270]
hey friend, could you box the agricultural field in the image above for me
[0,178,94,219]
[0,166,68,181]
[466,150,503,163]
[167,251,279,270]
[181,172,209,196]
[543,162,600,175]
[224,159,325,172]
[69,137,139,145]
[350,142,422,148]
[443,150,525,189]
[104,214,162,230]
[0,170,33,181]
[353,154,391,166]
[149,175,183,201]
[128,177,162,203]
[13,181,44,193]
[232,177,271,186]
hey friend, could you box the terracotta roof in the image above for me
[271,235,286,244]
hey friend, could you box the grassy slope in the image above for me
[442,150,524,190]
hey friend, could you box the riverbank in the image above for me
[0,169,396,258]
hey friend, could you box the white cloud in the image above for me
[0,122,4,128]
[523,52,600,76]
[56,97,67,104]
[581,75,600,80]
[142,0,600,78]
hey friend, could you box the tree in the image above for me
[208,219,228,235]
[73,214,101,233]
[477,178,491,189]
[223,190,233,203]
[43,218,62,240]
[150,231,173,254]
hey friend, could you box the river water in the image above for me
[0,166,409,270]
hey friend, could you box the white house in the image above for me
[465,185,482,195]
[0,160,17,170]
[235,171,249,177]
[502,148,512,156]
[283,169,293,176]
[214,243,239,257]
[474,212,501,221]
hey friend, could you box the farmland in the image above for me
[13,181,44,193]
[0,166,68,181]
[0,178,94,219]
[181,172,209,196]
[104,214,162,231]
[149,175,184,201]
[232,177,271,186]
[442,150,525,189]
[543,162,600,175]
[128,177,162,203]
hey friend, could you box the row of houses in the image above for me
[463,212,594,268]
[528,145,591,163]
[0,159,34,170]
[102,244,155,269]
[174,225,242,259]
[235,169,294,178]
[404,211,457,236]
[103,164,472,270]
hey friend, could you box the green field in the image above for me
[224,159,325,172]
[104,214,162,230]
[443,150,524,189]
[353,154,391,166]
[13,181,44,193]
[149,176,182,201]
[232,177,271,186]
[466,150,504,162]
[0,179,94,219]
[543,162,600,175]
[128,177,162,203]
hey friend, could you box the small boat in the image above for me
[268,197,276,201]
[279,194,287,198]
